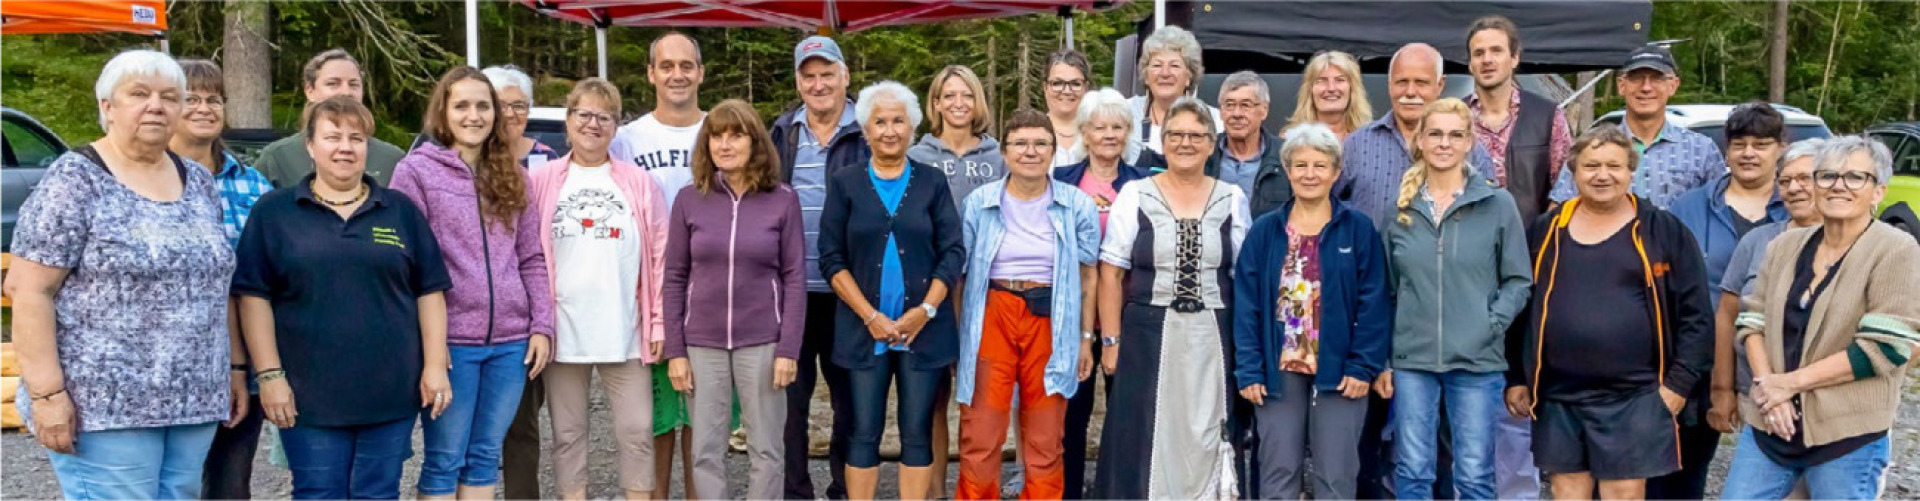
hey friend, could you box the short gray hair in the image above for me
[856,80,923,130]
[1813,135,1894,185]
[1218,71,1270,104]
[1389,43,1445,82]
[482,66,534,101]
[95,49,186,132]
[1138,26,1204,96]
[1280,122,1343,167]
[1780,137,1826,173]
[1071,87,1141,160]
[1166,96,1218,136]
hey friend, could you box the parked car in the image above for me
[222,128,291,166]
[3,107,71,251]
[1592,103,1833,152]
[1866,122,1920,238]
[407,105,570,159]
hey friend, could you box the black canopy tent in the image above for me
[1174,0,1653,74]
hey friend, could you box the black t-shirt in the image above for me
[1731,211,1766,239]
[231,175,454,427]
[1540,226,1659,403]
[1753,227,1885,467]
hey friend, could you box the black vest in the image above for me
[1502,90,1558,225]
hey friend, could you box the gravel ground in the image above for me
[3,371,1912,499]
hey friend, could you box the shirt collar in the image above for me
[793,101,859,128]
[1217,131,1268,163]
[983,179,1067,210]
[212,152,244,179]
[294,172,388,208]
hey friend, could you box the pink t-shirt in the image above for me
[1077,175,1119,235]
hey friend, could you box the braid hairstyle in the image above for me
[1394,98,1473,226]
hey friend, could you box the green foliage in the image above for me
[1594,0,1920,132]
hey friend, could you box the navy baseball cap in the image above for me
[1622,45,1677,76]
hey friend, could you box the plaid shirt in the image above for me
[1549,120,1723,209]
[214,152,274,249]
[1335,115,1497,231]
[1465,88,1573,188]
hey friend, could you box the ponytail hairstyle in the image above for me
[1395,97,1473,226]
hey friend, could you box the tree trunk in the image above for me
[1017,32,1031,112]
[1571,71,1598,131]
[1769,0,1789,103]
[222,0,272,129]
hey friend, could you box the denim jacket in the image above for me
[955,179,1102,405]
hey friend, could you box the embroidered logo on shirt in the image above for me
[553,188,628,240]
[372,227,406,249]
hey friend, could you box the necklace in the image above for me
[310,179,368,207]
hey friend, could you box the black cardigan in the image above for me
[817,159,966,370]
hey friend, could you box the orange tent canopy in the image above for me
[1,0,167,37]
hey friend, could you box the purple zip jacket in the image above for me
[662,179,807,361]
[390,142,555,346]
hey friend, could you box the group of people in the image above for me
[8,13,1917,501]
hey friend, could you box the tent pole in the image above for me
[1153,0,1165,30]
[596,26,609,79]
[1060,6,1074,49]
[465,0,479,67]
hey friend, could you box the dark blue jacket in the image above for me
[1667,173,1788,288]
[1232,198,1393,397]
[818,160,966,370]
[1052,158,1155,192]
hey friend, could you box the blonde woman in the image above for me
[1380,98,1532,500]
[1285,51,1373,141]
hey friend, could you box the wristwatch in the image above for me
[1101,336,1119,347]
[920,303,938,319]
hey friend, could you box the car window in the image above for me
[3,118,62,167]
[1887,134,1920,177]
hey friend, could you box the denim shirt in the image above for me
[955,179,1101,405]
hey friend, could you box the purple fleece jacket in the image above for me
[390,142,554,346]
[662,180,808,361]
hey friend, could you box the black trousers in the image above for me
[784,292,854,500]
[1644,422,1721,498]
[502,375,545,500]
[201,394,265,500]
[1061,340,1111,499]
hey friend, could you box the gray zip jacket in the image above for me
[1383,168,1533,373]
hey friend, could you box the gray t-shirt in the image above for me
[1720,221,1792,393]
[12,149,236,432]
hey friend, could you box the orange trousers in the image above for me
[957,289,1068,500]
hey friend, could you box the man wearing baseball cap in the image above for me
[1548,45,1723,210]
[770,34,872,501]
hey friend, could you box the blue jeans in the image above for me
[419,340,529,495]
[1390,369,1502,500]
[1722,428,1889,500]
[280,417,415,499]
[47,423,219,500]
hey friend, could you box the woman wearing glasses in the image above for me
[1380,98,1532,500]
[1045,50,1093,168]
[1719,136,1920,500]
[483,66,559,168]
[528,78,671,500]
[1090,97,1250,499]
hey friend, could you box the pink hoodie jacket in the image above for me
[389,142,554,346]
[528,154,669,363]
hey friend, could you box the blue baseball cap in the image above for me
[793,36,844,72]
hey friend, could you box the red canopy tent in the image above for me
[509,0,1120,76]
[0,0,167,37]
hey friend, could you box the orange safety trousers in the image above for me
[956,289,1068,500]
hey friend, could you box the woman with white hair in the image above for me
[1053,86,1155,498]
[1233,123,1391,499]
[481,65,559,168]
[1131,26,1224,155]
[818,81,964,500]
[6,49,241,500]
[1721,136,1920,500]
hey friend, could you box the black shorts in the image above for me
[1532,389,1681,480]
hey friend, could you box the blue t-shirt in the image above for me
[872,164,911,354]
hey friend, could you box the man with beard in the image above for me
[1461,16,1573,500]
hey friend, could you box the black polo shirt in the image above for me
[232,174,453,427]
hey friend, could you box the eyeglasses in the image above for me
[1621,73,1674,86]
[570,109,615,126]
[1163,130,1211,145]
[1220,99,1264,112]
[1008,140,1056,153]
[502,101,531,116]
[185,96,225,110]
[1047,79,1087,93]
[1813,169,1879,190]
[1776,173,1814,189]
